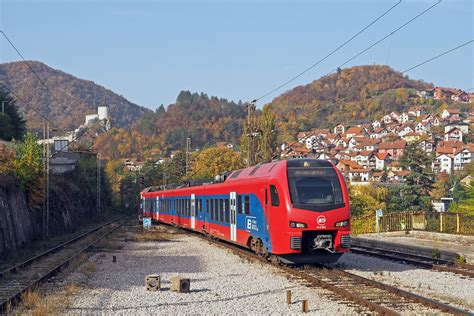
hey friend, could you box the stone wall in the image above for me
[0,176,38,254]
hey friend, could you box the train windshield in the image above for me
[287,167,344,212]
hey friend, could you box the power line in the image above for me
[0,83,61,131]
[253,0,402,102]
[325,0,441,76]
[402,40,473,73]
[0,31,67,114]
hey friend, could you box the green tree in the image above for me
[258,104,278,163]
[163,151,187,182]
[0,87,26,141]
[12,132,44,208]
[191,147,244,179]
[397,141,435,211]
[449,180,474,215]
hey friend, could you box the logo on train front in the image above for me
[317,215,326,225]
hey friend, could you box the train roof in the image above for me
[141,159,335,195]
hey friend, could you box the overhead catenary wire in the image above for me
[1,31,67,117]
[252,0,402,103]
[401,40,474,73]
[325,0,442,76]
[0,82,90,155]
[0,30,86,133]
[0,83,62,132]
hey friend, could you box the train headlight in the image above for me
[335,220,349,227]
[289,221,307,228]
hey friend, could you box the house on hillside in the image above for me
[368,152,392,170]
[416,89,434,99]
[382,114,393,125]
[216,142,234,149]
[441,108,461,119]
[402,132,422,143]
[453,148,472,170]
[444,122,469,135]
[345,126,366,138]
[333,124,345,134]
[398,112,410,124]
[408,106,425,117]
[419,139,435,153]
[397,122,415,136]
[433,153,453,174]
[415,121,431,133]
[372,120,381,130]
[444,127,463,142]
[378,140,406,160]
[348,169,371,182]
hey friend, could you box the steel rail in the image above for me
[158,222,471,315]
[0,217,126,312]
[351,245,474,278]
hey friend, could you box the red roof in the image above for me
[346,127,365,135]
[393,170,410,177]
[379,140,407,150]
[375,152,390,160]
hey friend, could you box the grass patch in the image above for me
[133,227,177,242]
[78,261,96,278]
[454,255,467,264]
[19,284,81,315]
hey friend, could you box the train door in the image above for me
[264,185,270,225]
[155,196,160,221]
[191,194,196,230]
[230,192,237,242]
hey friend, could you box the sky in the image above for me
[0,0,473,110]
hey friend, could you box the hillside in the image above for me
[93,91,249,160]
[0,61,151,130]
[269,65,434,140]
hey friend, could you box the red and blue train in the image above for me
[141,159,350,263]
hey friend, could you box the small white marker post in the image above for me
[376,209,383,235]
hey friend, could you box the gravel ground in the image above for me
[62,234,357,315]
[333,252,474,312]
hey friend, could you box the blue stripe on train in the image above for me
[143,193,272,252]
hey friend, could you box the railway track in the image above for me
[0,218,126,312]
[351,245,474,278]
[161,223,470,315]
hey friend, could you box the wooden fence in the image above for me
[351,212,474,236]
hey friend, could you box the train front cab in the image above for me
[271,159,350,264]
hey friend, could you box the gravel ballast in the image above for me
[334,252,474,312]
[64,233,357,315]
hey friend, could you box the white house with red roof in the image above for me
[441,108,461,119]
[444,127,463,142]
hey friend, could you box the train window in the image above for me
[211,199,215,220]
[206,199,210,214]
[225,199,230,223]
[219,199,224,222]
[244,196,250,215]
[187,199,191,216]
[270,185,280,206]
[287,167,343,211]
[214,199,218,221]
[265,189,268,205]
[237,195,242,214]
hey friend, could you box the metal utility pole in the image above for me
[185,137,191,177]
[42,122,47,239]
[246,103,252,167]
[46,122,50,238]
[97,153,101,215]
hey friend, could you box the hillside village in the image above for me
[280,87,474,183]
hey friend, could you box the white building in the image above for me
[433,154,452,174]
